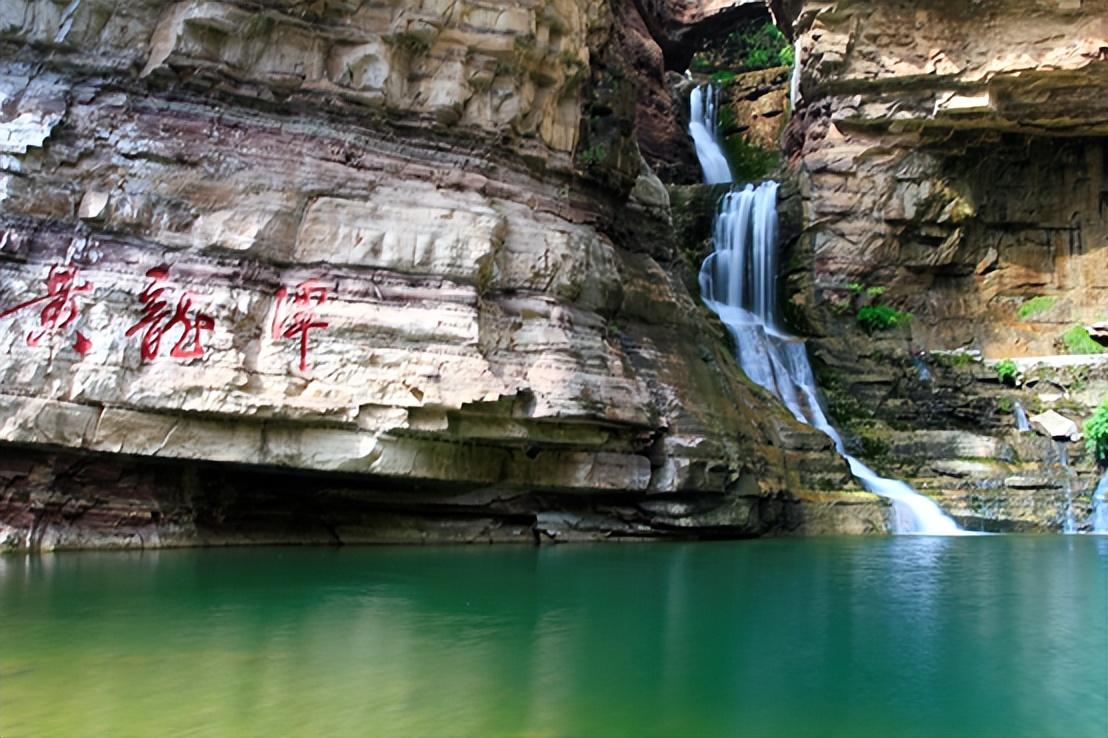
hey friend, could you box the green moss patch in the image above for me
[1016,295,1057,321]
[1061,325,1104,355]
[722,133,779,182]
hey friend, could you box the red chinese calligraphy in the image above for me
[271,279,329,371]
[0,265,93,355]
[126,267,215,361]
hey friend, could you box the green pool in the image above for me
[1,536,1105,737]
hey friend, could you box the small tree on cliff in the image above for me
[1085,401,1108,467]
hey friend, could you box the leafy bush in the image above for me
[710,70,736,85]
[578,144,607,166]
[1085,402,1108,464]
[778,44,795,67]
[745,48,774,69]
[724,21,791,73]
[1017,295,1057,321]
[857,305,912,332]
[865,286,887,298]
[1061,325,1105,354]
[995,359,1018,385]
[690,54,713,72]
[996,396,1013,414]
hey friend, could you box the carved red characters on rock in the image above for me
[126,266,215,361]
[271,279,329,372]
[0,264,94,355]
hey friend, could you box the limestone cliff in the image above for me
[0,0,883,549]
[779,0,1108,529]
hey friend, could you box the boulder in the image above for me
[1029,411,1081,442]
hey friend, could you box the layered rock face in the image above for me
[779,0,1108,529]
[784,0,1108,354]
[0,0,885,549]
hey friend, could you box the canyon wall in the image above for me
[0,0,883,550]
[779,0,1108,529]
[6,0,1103,547]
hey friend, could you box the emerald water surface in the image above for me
[2,537,1106,737]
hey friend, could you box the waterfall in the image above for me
[688,84,732,185]
[1013,401,1031,432]
[1091,472,1108,534]
[912,355,933,383]
[788,39,802,111]
[1054,440,1077,534]
[696,183,962,534]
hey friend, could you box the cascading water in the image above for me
[1053,441,1077,534]
[685,95,960,533]
[912,355,933,383]
[688,85,732,185]
[1013,401,1031,433]
[788,40,802,111]
[1091,472,1108,534]
[697,185,961,534]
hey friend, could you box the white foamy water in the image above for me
[1091,472,1108,534]
[688,84,732,185]
[696,182,962,534]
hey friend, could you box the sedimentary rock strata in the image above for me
[776,0,1108,529]
[783,0,1108,356]
[0,0,885,549]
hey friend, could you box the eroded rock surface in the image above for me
[784,0,1108,356]
[777,0,1108,531]
[0,0,885,549]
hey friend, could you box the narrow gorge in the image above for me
[2,0,1107,550]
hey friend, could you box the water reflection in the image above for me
[1,539,1105,738]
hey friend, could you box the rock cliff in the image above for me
[0,0,883,550]
[7,0,1102,547]
[779,0,1108,529]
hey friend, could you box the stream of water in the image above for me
[1014,400,1032,432]
[1053,440,1078,534]
[1092,472,1108,533]
[688,84,732,184]
[687,93,961,533]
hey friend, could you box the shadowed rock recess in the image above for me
[0,0,884,550]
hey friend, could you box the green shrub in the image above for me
[690,54,713,72]
[865,286,887,298]
[578,144,607,166]
[995,359,1018,385]
[745,48,773,69]
[996,396,1013,414]
[710,70,736,85]
[1061,324,1105,354]
[1016,295,1057,321]
[1085,401,1108,464]
[857,305,912,332]
[724,21,791,73]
